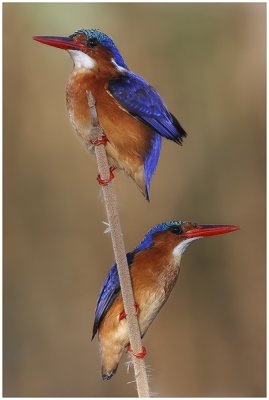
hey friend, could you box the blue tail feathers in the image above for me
[144,133,162,201]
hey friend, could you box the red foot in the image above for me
[128,345,147,359]
[90,135,109,146]
[97,167,116,186]
[134,303,140,314]
[119,309,127,321]
[119,303,140,321]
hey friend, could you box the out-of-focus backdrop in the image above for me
[4,3,265,397]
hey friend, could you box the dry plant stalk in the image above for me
[86,91,150,398]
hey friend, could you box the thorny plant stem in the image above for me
[86,91,150,398]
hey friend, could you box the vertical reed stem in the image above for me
[87,91,150,397]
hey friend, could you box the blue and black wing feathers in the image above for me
[108,71,187,143]
[92,263,120,340]
[92,252,135,339]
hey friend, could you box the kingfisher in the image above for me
[92,220,239,380]
[33,29,187,200]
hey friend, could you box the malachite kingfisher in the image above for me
[33,29,187,200]
[91,220,239,380]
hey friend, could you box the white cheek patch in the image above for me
[173,237,202,258]
[68,50,96,70]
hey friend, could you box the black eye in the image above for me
[87,37,98,47]
[169,226,182,235]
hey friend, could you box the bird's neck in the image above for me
[68,50,124,80]
[135,241,183,273]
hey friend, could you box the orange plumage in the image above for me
[97,230,183,378]
[66,70,154,196]
[92,221,239,380]
[33,29,187,199]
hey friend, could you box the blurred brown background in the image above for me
[3,3,265,397]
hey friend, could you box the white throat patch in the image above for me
[68,50,96,70]
[173,237,202,259]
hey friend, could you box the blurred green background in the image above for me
[3,2,265,397]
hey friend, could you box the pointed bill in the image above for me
[184,224,240,238]
[33,36,82,51]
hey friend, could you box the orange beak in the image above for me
[184,224,240,238]
[33,35,83,51]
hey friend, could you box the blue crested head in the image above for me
[135,221,186,252]
[71,28,128,69]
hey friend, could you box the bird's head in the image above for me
[135,221,239,259]
[33,29,128,75]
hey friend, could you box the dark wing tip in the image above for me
[170,113,187,145]
[102,366,118,380]
[102,373,114,381]
[91,321,98,340]
[145,186,150,202]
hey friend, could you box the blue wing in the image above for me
[108,71,187,144]
[92,252,135,339]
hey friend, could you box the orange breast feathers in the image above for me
[97,232,182,377]
[98,236,181,344]
[66,70,154,177]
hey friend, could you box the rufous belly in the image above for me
[66,70,154,195]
